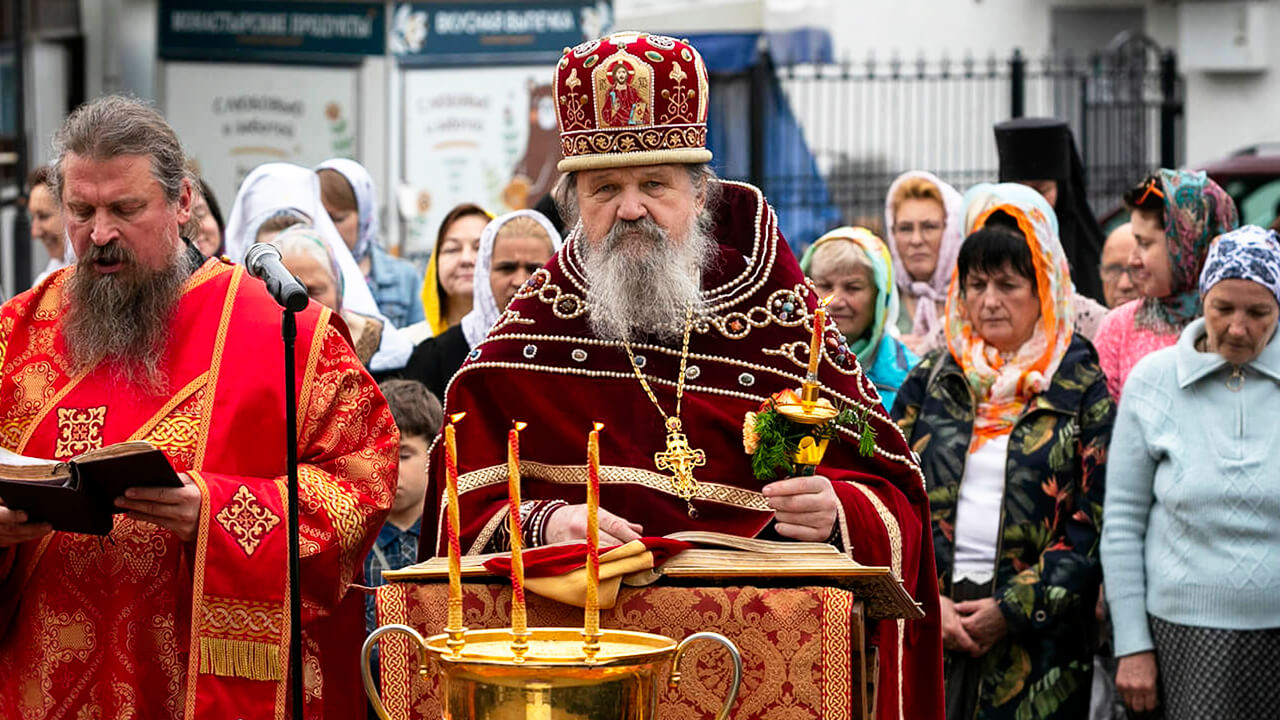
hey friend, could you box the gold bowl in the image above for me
[363,625,742,720]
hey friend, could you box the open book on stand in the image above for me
[386,529,922,621]
[0,441,182,535]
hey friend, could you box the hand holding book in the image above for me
[0,501,53,547]
[113,472,200,541]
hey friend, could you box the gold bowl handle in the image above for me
[361,623,431,720]
[669,632,742,720]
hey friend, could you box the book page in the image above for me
[0,447,69,482]
[0,447,60,467]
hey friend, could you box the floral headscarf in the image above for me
[1135,169,1239,331]
[945,200,1075,450]
[316,158,380,262]
[800,226,900,367]
[1199,225,1280,305]
[884,170,965,339]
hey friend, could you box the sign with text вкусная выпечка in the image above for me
[158,0,386,64]
[390,1,612,67]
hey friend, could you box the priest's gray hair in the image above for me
[552,162,719,227]
[51,95,187,205]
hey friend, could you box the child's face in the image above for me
[392,434,431,519]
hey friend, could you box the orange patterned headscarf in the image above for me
[944,200,1075,451]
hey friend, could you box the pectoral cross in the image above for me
[654,417,706,517]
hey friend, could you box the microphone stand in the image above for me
[247,243,309,718]
[282,307,303,720]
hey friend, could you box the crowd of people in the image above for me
[2,28,1278,720]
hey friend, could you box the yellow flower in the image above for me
[742,411,759,454]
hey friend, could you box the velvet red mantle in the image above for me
[421,180,943,720]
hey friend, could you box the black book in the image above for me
[0,440,182,535]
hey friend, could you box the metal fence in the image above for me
[716,36,1183,242]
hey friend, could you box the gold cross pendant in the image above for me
[653,417,706,518]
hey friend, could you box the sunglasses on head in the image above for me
[1136,177,1164,205]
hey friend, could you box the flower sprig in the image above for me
[742,389,876,481]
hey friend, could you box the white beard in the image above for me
[579,211,714,344]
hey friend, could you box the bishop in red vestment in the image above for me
[419,33,943,720]
[0,97,397,719]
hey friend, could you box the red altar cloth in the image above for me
[375,582,872,719]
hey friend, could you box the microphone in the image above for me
[244,243,310,313]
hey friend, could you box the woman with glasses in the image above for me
[884,170,965,355]
[1093,170,1238,400]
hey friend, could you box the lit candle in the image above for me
[444,412,467,646]
[584,422,605,657]
[807,295,831,378]
[508,421,529,655]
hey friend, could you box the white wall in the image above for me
[1174,2,1280,166]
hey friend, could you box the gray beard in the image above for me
[62,232,194,394]
[579,211,714,344]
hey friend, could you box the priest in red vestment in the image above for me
[419,32,943,720]
[0,97,397,718]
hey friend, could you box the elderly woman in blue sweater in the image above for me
[1102,225,1280,718]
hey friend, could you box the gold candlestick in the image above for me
[443,412,468,656]
[507,421,530,661]
[583,422,605,660]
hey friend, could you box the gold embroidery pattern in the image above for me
[299,468,362,555]
[374,584,415,720]
[455,460,772,511]
[561,125,706,159]
[0,360,59,448]
[145,389,204,470]
[55,406,107,457]
[200,595,285,642]
[41,608,96,664]
[215,485,282,557]
[821,587,853,719]
[849,482,905,720]
[659,61,695,124]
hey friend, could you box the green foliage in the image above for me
[748,402,878,481]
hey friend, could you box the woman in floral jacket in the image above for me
[891,192,1114,720]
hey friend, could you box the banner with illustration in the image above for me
[400,65,560,256]
[163,62,358,214]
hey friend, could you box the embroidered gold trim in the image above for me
[198,637,282,681]
[849,482,905,720]
[194,266,242,469]
[296,306,330,431]
[129,372,209,442]
[457,460,771,511]
[821,587,853,720]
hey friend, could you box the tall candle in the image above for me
[807,296,829,377]
[444,412,467,639]
[507,421,529,644]
[584,422,605,647]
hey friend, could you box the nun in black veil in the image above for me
[995,117,1107,303]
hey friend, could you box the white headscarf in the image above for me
[224,163,379,318]
[883,170,965,339]
[461,210,563,349]
[315,158,379,261]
